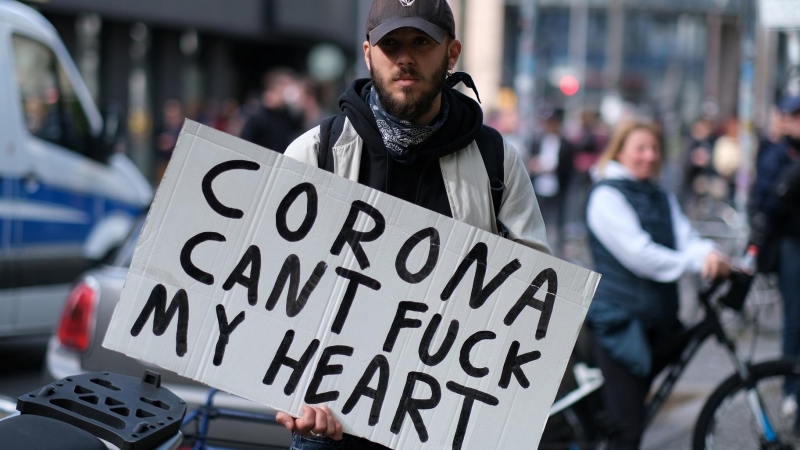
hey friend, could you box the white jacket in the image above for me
[285,117,551,255]
[587,161,717,282]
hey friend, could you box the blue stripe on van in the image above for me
[0,177,144,248]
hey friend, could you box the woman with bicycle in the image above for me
[585,121,731,450]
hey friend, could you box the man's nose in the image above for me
[395,45,415,66]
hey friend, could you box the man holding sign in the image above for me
[281,0,550,448]
[103,0,600,448]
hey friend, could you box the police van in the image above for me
[0,1,152,338]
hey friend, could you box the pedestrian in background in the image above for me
[528,108,574,256]
[585,121,730,450]
[750,96,800,419]
[154,99,184,184]
[681,117,717,204]
[239,68,304,153]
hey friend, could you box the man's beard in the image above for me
[371,54,449,123]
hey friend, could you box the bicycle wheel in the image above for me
[693,359,800,450]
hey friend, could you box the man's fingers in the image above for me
[333,419,344,441]
[295,405,316,434]
[276,412,295,432]
[275,412,295,431]
[313,406,328,434]
[323,406,336,436]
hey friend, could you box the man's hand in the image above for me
[702,251,732,280]
[276,405,344,441]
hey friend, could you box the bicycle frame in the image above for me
[643,280,775,440]
[643,308,724,428]
[182,389,280,450]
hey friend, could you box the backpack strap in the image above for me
[317,114,346,173]
[476,125,509,238]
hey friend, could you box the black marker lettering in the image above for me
[503,268,558,340]
[202,160,260,219]
[383,301,429,353]
[130,284,189,357]
[342,355,390,426]
[395,227,440,284]
[223,245,261,306]
[213,304,245,366]
[418,314,459,366]
[498,341,541,389]
[304,345,354,404]
[265,255,327,318]
[440,242,522,309]
[331,267,381,334]
[446,382,500,450]
[330,201,386,270]
[180,232,226,285]
[263,329,320,396]
[459,331,496,378]
[276,182,318,242]
[390,372,441,443]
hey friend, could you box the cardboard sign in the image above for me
[104,121,600,450]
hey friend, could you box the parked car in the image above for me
[0,0,152,338]
[46,215,291,448]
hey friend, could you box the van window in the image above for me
[12,34,93,159]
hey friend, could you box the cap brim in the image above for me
[368,17,447,46]
[779,97,800,115]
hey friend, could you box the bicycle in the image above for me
[540,271,800,450]
[180,388,285,450]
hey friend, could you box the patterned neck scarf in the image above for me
[368,86,450,164]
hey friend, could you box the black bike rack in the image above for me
[16,370,187,450]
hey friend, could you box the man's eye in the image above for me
[381,39,397,46]
[414,37,430,45]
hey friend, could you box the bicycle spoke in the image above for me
[702,373,799,449]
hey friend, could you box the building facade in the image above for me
[23,0,361,178]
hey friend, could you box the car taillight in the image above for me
[57,279,98,352]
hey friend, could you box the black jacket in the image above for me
[338,79,484,218]
[240,105,302,154]
[530,135,575,194]
[294,78,485,450]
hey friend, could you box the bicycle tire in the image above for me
[692,359,800,450]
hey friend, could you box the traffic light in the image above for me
[559,75,580,97]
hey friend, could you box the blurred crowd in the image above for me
[149,66,792,261]
[152,68,329,183]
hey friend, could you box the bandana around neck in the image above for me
[368,86,449,164]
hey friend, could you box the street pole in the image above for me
[566,0,589,136]
[788,30,800,95]
[355,0,372,80]
[515,0,537,147]
[736,0,756,217]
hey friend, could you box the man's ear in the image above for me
[363,41,371,71]
[448,39,462,70]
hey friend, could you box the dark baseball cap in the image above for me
[367,0,456,46]
[779,95,800,115]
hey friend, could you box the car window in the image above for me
[113,217,145,268]
[12,34,93,159]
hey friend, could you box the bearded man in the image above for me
[278,1,550,448]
